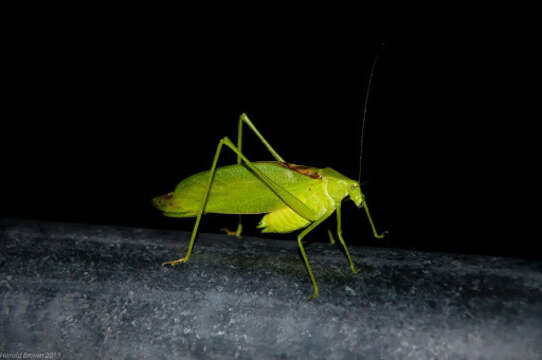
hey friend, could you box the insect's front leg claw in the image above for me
[308,289,319,301]
[351,265,360,274]
[374,230,389,239]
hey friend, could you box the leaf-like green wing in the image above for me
[171,162,320,215]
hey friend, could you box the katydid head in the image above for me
[347,181,364,208]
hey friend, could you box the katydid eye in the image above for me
[351,185,356,189]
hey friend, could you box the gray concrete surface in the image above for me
[1,217,541,359]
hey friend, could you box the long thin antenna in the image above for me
[358,43,385,183]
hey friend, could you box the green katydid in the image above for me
[153,115,386,300]
[153,52,386,300]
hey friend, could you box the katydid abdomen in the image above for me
[153,161,335,233]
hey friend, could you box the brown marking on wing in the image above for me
[158,193,174,207]
[277,162,322,179]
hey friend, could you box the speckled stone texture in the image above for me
[1,217,541,359]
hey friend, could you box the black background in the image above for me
[2,4,540,259]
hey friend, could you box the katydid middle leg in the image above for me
[297,212,333,300]
[222,113,287,237]
[327,229,336,245]
[335,202,360,274]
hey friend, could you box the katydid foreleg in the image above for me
[360,194,387,239]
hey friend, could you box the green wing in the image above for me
[165,162,321,216]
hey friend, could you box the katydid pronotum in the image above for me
[153,113,386,300]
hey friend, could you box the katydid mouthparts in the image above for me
[153,112,386,300]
